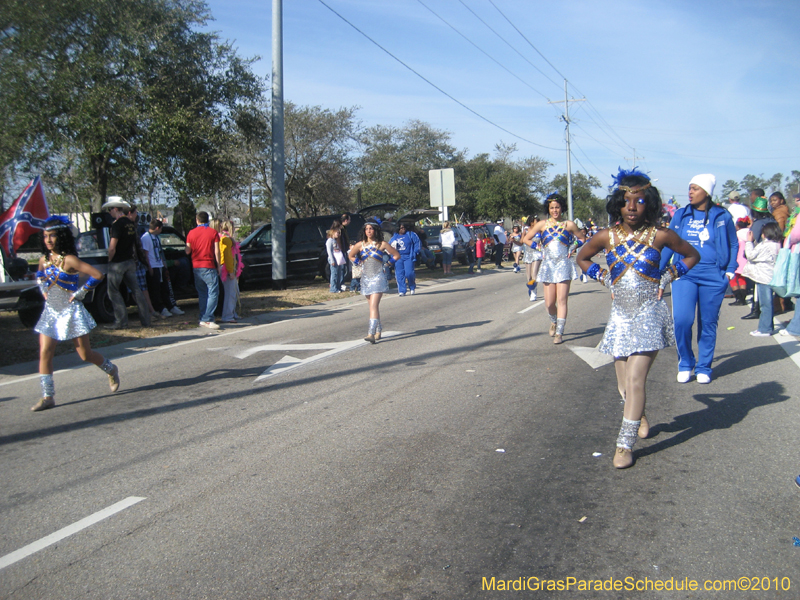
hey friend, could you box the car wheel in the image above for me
[90,281,115,323]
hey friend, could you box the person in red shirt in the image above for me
[185,211,221,329]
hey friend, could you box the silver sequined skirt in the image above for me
[538,241,580,283]
[522,245,542,264]
[360,258,389,296]
[599,270,674,357]
[34,285,97,341]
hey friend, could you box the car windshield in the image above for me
[159,233,185,248]
[422,226,441,239]
[76,231,99,253]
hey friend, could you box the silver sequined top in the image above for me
[598,226,674,357]
[34,264,97,340]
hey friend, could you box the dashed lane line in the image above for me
[0,496,146,570]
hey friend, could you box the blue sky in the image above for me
[204,0,800,203]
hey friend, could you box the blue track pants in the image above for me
[671,275,728,376]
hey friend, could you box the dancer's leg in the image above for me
[621,351,657,421]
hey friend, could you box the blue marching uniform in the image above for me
[660,204,738,377]
[389,230,420,295]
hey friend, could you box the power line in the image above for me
[416,0,551,102]
[483,0,635,155]
[487,0,569,83]
[570,137,607,181]
[316,0,562,151]
[457,0,563,91]
[572,121,628,158]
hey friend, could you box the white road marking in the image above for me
[207,333,401,382]
[566,341,615,369]
[774,330,800,368]
[0,496,146,570]
[518,300,544,314]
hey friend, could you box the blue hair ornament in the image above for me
[611,167,651,188]
[44,215,73,230]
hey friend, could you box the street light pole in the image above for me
[271,0,287,289]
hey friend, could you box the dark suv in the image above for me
[238,213,366,286]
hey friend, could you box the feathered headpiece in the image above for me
[612,167,651,193]
[44,215,73,230]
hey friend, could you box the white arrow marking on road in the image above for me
[210,333,401,382]
[566,342,615,369]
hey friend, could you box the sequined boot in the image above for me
[32,374,55,412]
[613,417,640,469]
[548,313,557,337]
[365,319,378,344]
[99,358,120,392]
[553,318,566,344]
[374,320,382,341]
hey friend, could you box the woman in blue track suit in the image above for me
[390,223,420,296]
[659,174,738,384]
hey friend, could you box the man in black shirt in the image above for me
[104,198,151,328]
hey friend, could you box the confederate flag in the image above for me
[0,176,50,257]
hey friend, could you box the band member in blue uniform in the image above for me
[32,217,120,411]
[578,169,699,468]
[521,194,585,344]
[389,222,420,296]
[659,174,738,384]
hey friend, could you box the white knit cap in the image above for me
[689,174,716,197]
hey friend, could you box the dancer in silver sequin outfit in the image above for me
[521,194,585,344]
[577,169,699,468]
[31,217,121,412]
[348,221,400,343]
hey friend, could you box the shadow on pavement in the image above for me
[637,381,789,458]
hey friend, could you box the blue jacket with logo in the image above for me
[659,204,738,277]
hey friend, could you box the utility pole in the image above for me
[624,149,644,169]
[549,80,584,221]
[271,0,287,290]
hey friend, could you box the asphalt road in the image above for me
[1,269,798,599]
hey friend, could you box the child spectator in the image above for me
[475,231,485,272]
[349,244,362,292]
[465,237,477,274]
[729,217,751,306]
[742,222,782,336]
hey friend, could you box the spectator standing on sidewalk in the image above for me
[440,222,456,275]
[141,219,179,318]
[742,222,782,337]
[104,198,152,329]
[326,223,347,294]
[493,220,508,268]
[185,211,221,330]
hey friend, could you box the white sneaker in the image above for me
[749,330,771,337]
[398,292,405,297]
[171,306,185,315]
[160,308,172,318]
[677,371,692,383]
[779,329,794,337]
[529,291,536,302]
[200,321,220,330]
[409,289,415,295]
[696,373,711,384]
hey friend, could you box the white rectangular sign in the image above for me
[429,168,455,208]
